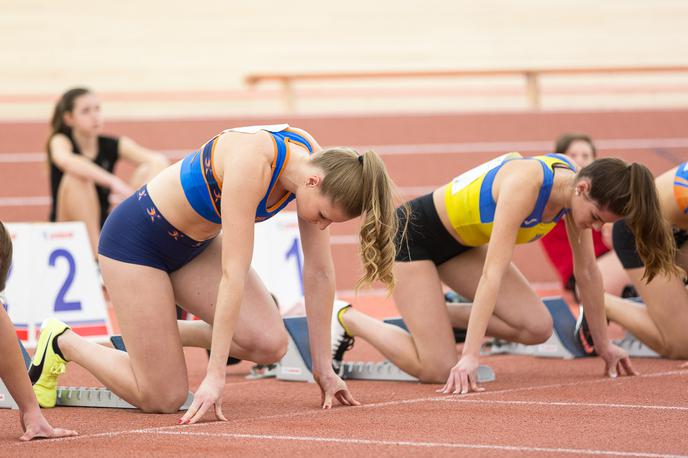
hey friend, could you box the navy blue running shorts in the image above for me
[98,186,212,272]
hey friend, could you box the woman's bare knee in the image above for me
[138,387,189,413]
[665,345,688,360]
[56,173,99,218]
[250,330,289,364]
[518,325,552,345]
[515,313,553,345]
[653,335,686,359]
[417,360,453,384]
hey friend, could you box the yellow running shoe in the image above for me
[29,318,70,408]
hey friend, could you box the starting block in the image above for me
[487,297,661,359]
[614,331,660,358]
[0,337,192,410]
[277,316,496,384]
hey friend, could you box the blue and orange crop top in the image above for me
[674,161,688,215]
[179,124,314,224]
[444,152,577,246]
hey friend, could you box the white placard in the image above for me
[252,212,305,316]
[4,222,111,346]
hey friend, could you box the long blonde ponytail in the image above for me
[312,147,408,292]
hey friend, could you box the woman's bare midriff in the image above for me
[432,186,469,245]
[146,161,221,241]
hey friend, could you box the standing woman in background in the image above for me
[47,88,168,255]
[540,133,631,298]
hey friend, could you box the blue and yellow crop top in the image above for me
[444,152,577,246]
[179,124,314,224]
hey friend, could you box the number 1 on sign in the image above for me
[285,237,304,295]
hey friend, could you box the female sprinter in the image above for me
[540,133,630,297]
[332,153,676,394]
[0,222,77,441]
[47,87,168,255]
[578,162,688,358]
[30,124,401,423]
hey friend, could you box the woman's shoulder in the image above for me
[500,156,545,182]
[287,126,321,150]
[48,133,74,155]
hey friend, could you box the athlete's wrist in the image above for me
[205,361,228,381]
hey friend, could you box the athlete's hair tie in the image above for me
[357,154,364,165]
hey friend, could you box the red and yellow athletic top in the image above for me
[444,152,576,246]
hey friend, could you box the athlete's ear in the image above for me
[575,178,591,197]
[305,175,322,188]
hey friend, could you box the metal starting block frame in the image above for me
[486,297,662,359]
[277,316,496,384]
[0,337,193,410]
[55,386,193,410]
[614,332,660,358]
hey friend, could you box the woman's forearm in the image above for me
[60,155,118,189]
[303,268,336,374]
[207,275,243,378]
[574,268,611,353]
[0,307,40,414]
[462,273,500,356]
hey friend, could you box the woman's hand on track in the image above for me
[19,410,78,441]
[600,344,639,378]
[314,369,361,409]
[179,374,228,425]
[437,353,485,395]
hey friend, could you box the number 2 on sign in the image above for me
[48,249,82,312]
[285,237,304,295]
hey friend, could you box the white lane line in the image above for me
[335,281,562,297]
[0,187,436,207]
[0,196,51,206]
[19,369,687,446]
[142,430,688,458]
[360,138,688,156]
[2,137,688,163]
[435,398,688,411]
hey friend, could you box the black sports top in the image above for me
[48,134,119,227]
